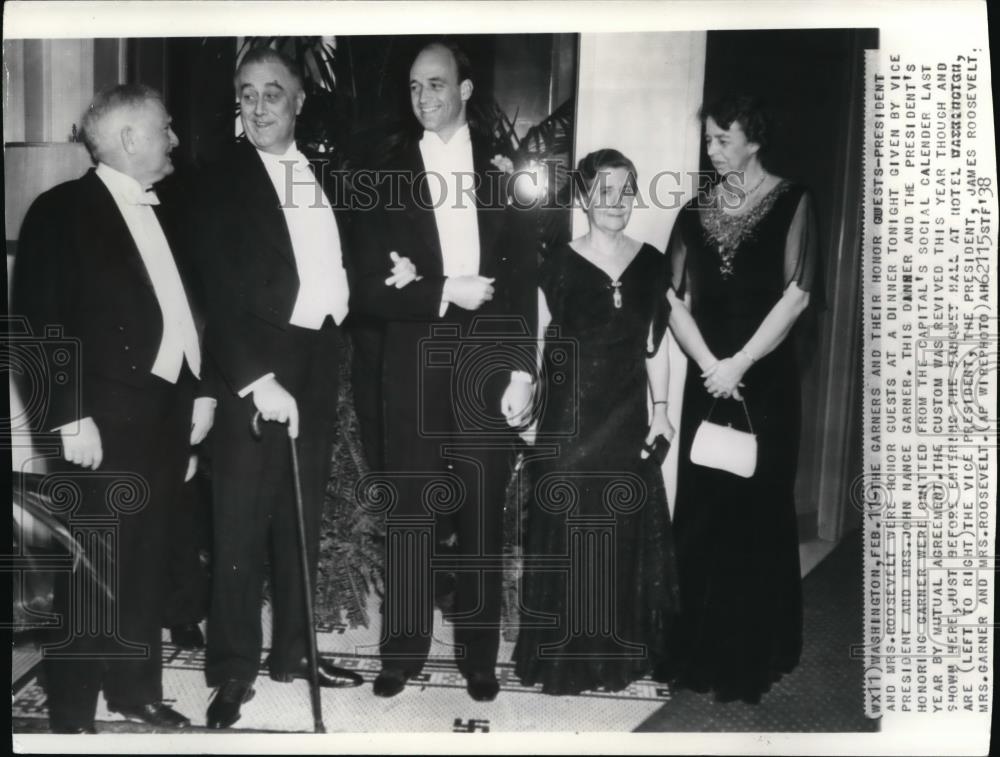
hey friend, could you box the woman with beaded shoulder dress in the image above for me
[658,95,822,704]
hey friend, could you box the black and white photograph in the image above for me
[5,1,995,753]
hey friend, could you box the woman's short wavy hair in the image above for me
[575,148,638,202]
[699,95,773,155]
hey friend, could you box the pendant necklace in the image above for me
[588,235,628,309]
[611,280,622,309]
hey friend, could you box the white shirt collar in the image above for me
[95,162,160,205]
[256,141,309,170]
[420,122,471,150]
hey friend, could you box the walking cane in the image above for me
[251,410,326,734]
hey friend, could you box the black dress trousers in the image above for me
[43,368,194,728]
[205,320,342,686]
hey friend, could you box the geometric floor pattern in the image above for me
[13,600,672,733]
[12,531,872,733]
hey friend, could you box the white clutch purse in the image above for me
[689,399,757,478]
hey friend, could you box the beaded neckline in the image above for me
[699,180,792,278]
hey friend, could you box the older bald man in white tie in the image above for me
[13,83,214,733]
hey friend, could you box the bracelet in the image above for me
[652,400,668,406]
[737,348,756,364]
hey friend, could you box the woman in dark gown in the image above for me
[661,96,820,703]
[513,149,680,695]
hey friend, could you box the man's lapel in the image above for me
[152,201,206,332]
[403,141,445,275]
[472,136,507,275]
[84,170,156,294]
[235,141,297,269]
[403,133,508,277]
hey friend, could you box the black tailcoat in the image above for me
[13,168,198,724]
[191,140,352,684]
[349,132,536,675]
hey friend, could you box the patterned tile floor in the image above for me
[14,604,672,733]
[12,536,866,734]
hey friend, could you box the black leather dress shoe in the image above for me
[206,680,255,729]
[49,721,97,734]
[169,623,205,649]
[107,701,190,729]
[372,669,410,698]
[465,671,500,702]
[269,657,364,688]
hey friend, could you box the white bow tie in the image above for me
[132,188,161,206]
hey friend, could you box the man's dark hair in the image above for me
[234,45,305,91]
[699,94,773,154]
[414,38,474,84]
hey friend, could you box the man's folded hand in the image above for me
[190,397,216,445]
[384,251,422,289]
[60,416,103,469]
[442,275,495,311]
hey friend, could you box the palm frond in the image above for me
[513,97,576,256]
[516,97,574,187]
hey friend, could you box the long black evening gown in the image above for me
[663,180,820,703]
[513,242,680,695]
